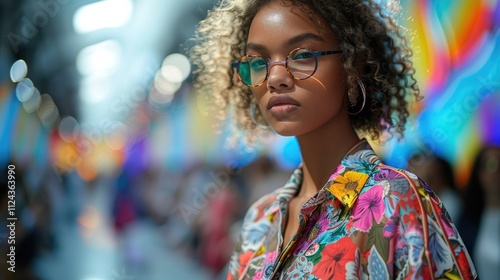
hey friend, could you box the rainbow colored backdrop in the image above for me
[383,0,500,186]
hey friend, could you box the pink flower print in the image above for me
[254,269,264,280]
[352,185,385,232]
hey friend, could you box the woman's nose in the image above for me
[266,62,293,91]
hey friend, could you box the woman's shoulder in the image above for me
[371,163,428,194]
[365,163,444,207]
[368,163,448,218]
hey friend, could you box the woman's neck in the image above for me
[296,120,361,199]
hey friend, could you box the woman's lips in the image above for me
[268,103,299,115]
[267,95,299,109]
[267,95,300,117]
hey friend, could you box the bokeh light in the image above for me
[58,116,79,143]
[9,59,28,83]
[21,86,41,113]
[15,78,34,102]
[37,94,60,130]
[73,0,133,34]
[77,40,121,76]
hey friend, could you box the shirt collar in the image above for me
[274,139,381,208]
[275,166,303,202]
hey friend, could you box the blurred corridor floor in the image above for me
[33,217,211,280]
[31,174,211,280]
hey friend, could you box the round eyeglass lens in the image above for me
[288,49,317,80]
[239,56,267,86]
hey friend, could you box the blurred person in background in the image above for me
[458,145,500,280]
[198,173,246,276]
[190,0,477,279]
[407,153,464,223]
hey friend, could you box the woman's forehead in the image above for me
[247,2,336,46]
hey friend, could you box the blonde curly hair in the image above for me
[189,0,420,146]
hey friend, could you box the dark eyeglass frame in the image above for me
[231,47,343,88]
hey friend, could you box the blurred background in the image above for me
[0,0,499,279]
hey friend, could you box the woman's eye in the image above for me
[293,52,314,60]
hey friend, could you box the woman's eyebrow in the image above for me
[246,42,267,53]
[284,32,325,47]
[245,32,325,53]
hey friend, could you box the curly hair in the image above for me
[189,0,421,146]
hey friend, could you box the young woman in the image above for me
[191,0,477,279]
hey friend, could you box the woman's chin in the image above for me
[268,124,299,137]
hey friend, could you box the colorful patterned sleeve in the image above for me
[385,168,477,279]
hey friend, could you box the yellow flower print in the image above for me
[326,171,369,208]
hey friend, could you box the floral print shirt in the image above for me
[227,143,477,280]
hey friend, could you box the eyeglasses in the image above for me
[231,48,343,87]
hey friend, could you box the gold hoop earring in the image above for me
[348,79,367,115]
[250,99,270,129]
